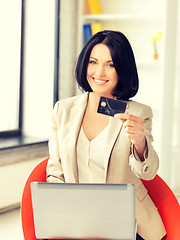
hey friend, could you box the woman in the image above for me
[46,30,166,240]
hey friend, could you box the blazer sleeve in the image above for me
[46,101,65,183]
[129,105,159,180]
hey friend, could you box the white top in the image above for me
[77,119,112,183]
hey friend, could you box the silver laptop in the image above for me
[31,182,136,240]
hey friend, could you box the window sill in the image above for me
[0,136,49,166]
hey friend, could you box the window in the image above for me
[0,0,23,136]
[22,0,60,139]
[0,0,60,140]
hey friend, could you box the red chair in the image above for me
[141,176,180,239]
[21,158,49,240]
[21,158,180,240]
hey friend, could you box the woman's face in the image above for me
[86,43,118,98]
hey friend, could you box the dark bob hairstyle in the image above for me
[75,30,139,100]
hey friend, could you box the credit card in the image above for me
[97,96,127,117]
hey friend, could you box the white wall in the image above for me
[0,158,43,211]
[159,0,179,186]
[59,0,78,99]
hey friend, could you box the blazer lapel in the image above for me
[104,101,129,179]
[104,117,123,178]
[67,92,89,182]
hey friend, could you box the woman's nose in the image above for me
[96,64,105,77]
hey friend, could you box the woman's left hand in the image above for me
[114,113,146,160]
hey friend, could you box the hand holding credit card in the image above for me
[97,96,127,117]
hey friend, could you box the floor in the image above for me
[0,207,24,240]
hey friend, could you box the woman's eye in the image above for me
[89,60,97,65]
[108,64,114,68]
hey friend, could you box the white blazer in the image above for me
[46,92,166,240]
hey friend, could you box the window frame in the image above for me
[0,0,60,138]
[0,0,24,138]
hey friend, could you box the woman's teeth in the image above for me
[93,77,108,83]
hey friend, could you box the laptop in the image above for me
[31,182,136,240]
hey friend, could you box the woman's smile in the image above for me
[92,77,109,85]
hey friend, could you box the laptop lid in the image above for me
[31,182,136,240]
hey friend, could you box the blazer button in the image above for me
[145,166,149,172]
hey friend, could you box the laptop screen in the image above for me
[31,182,136,240]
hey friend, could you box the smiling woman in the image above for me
[46,30,166,239]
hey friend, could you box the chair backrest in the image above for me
[141,176,180,240]
[21,158,180,240]
[21,158,49,240]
